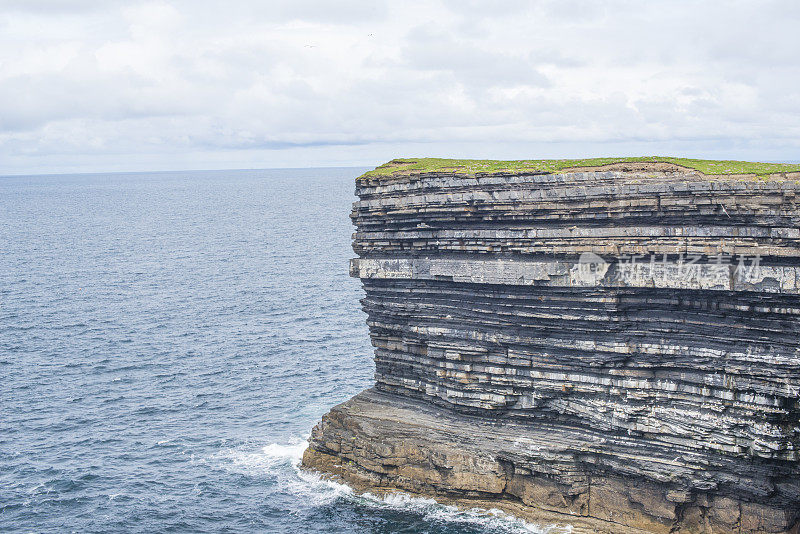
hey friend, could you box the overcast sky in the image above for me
[2,0,799,174]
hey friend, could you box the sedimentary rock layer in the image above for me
[303,167,800,533]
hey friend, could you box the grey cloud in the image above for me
[440,0,531,16]
[0,0,119,13]
[402,25,550,88]
[185,0,390,25]
[537,0,613,23]
[1,0,799,174]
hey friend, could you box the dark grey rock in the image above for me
[303,169,800,533]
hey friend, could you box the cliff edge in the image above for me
[302,158,800,533]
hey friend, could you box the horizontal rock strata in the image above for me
[303,167,800,533]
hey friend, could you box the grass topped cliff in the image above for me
[359,156,800,180]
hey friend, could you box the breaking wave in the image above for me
[210,437,571,534]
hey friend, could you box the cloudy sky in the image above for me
[2,0,799,174]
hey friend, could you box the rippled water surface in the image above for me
[1,169,554,533]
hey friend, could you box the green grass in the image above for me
[358,157,800,180]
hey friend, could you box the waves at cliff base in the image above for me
[208,437,570,534]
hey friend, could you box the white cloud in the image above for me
[1,0,798,174]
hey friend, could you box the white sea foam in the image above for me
[208,436,308,475]
[262,440,308,466]
[353,491,570,534]
[209,437,571,534]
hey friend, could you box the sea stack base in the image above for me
[304,389,798,534]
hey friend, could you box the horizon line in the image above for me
[3,157,798,179]
[0,164,374,180]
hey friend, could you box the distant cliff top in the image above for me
[359,156,800,180]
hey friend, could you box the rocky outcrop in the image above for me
[303,165,800,533]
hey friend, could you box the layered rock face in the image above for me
[303,165,800,533]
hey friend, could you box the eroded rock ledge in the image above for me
[303,166,800,533]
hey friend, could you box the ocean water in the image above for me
[0,168,562,533]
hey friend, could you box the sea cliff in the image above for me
[302,158,800,533]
